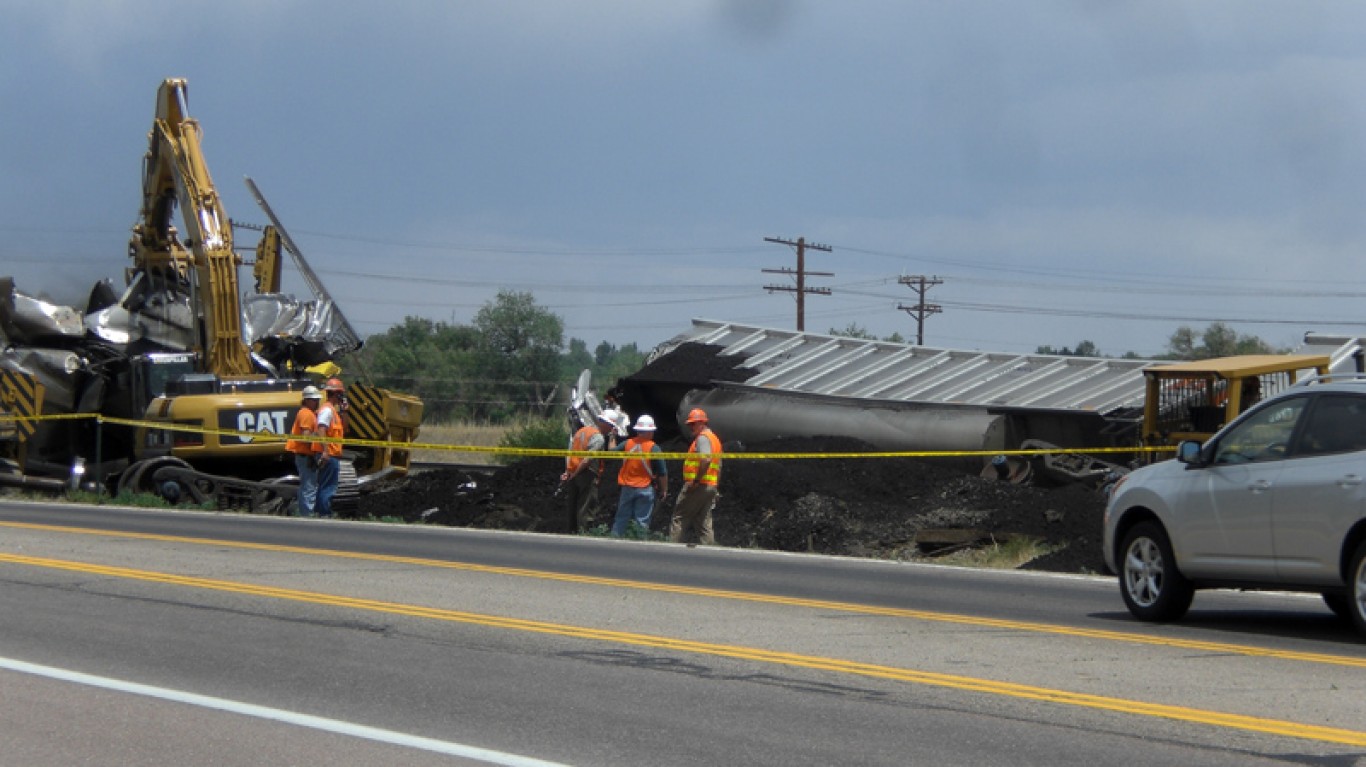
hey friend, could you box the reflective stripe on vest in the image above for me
[682,429,721,485]
[618,438,656,488]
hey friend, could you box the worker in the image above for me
[313,378,346,518]
[560,409,618,533]
[609,414,668,538]
[670,408,722,545]
[285,386,323,516]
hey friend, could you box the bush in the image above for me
[496,416,568,465]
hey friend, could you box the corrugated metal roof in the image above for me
[657,319,1155,415]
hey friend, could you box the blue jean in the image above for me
[294,454,318,516]
[315,456,339,518]
[612,485,655,537]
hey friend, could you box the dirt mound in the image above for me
[358,436,1108,574]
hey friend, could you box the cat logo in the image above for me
[219,409,294,444]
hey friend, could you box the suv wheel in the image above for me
[1119,521,1193,622]
[1349,540,1366,636]
[1322,593,1352,622]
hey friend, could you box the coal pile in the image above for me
[612,342,756,441]
[623,342,756,385]
[358,436,1109,574]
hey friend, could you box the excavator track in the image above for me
[332,460,359,517]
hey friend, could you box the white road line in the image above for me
[0,656,572,767]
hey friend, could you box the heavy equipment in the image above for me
[0,78,421,511]
[1137,354,1329,453]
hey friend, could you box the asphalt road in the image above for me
[1,499,1363,766]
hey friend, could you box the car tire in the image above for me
[1322,593,1352,622]
[1119,521,1193,623]
[1349,540,1366,636]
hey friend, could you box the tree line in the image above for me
[831,321,1277,361]
[356,290,644,423]
[359,293,1281,425]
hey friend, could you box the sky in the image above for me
[4,1,1366,360]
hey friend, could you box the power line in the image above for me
[763,236,833,332]
[896,275,943,345]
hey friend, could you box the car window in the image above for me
[1297,394,1366,456]
[1212,396,1307,464]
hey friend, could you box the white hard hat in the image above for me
[597,409,618,425]
[633,414,657,432]
[301,385,322,400]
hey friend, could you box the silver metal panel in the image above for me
[660,319,1155,415]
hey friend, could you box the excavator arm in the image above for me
[129,78,253,377]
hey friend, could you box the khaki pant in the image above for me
[670,483,718,545]
[564,471,599,533]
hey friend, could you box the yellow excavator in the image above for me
[2,78,421,512]
[120,78,421,511]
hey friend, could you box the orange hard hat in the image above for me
[324,378,345,392]
[686,408,708,424]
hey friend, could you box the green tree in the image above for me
[560,338,594,381]
[1164,322,1274,360]
[359,317,481,421]
[1036,340,1101,357]
[829,322,877,340]
[593,342,646,387]
[559,340,648,397]
[473,290,564,419]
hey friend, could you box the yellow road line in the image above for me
[7,521,1366,665]
[2,551,1364,748]
[3,520,1364,670]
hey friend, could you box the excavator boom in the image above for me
[132,78,253,377]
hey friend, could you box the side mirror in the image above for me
[1176,440,1203,465]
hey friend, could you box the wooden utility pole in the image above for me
[896,275,942,345]
[763,236,833,332]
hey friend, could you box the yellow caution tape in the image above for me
[1,411,1175,460]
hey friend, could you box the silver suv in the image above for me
[1104,375,1366,636]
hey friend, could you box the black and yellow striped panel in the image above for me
[0,370,43,440]
[345,383,387,440]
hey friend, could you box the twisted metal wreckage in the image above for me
[0,78,421,509]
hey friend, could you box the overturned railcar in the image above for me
[614,321,1150,483]
[614,322,1366,485]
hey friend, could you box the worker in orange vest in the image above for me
[560,409,618,533]
[609,414,668,538]
[670,408,721,545]
[285,386,323,516]
[313,378,346,518]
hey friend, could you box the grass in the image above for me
[931,535,1061,569]
[576,521,667,541]
[37,489,213,510]
[411,421,513,465]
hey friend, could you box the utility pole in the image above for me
[896,274,942,345]
[763,236,833,332]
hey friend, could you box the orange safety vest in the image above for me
[285,406,318,455]
[566,425,599,475]
[683,428,722,485]
[617,437,657,489]
[317,401,344,458]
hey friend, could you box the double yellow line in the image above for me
[2,521,1364,747]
